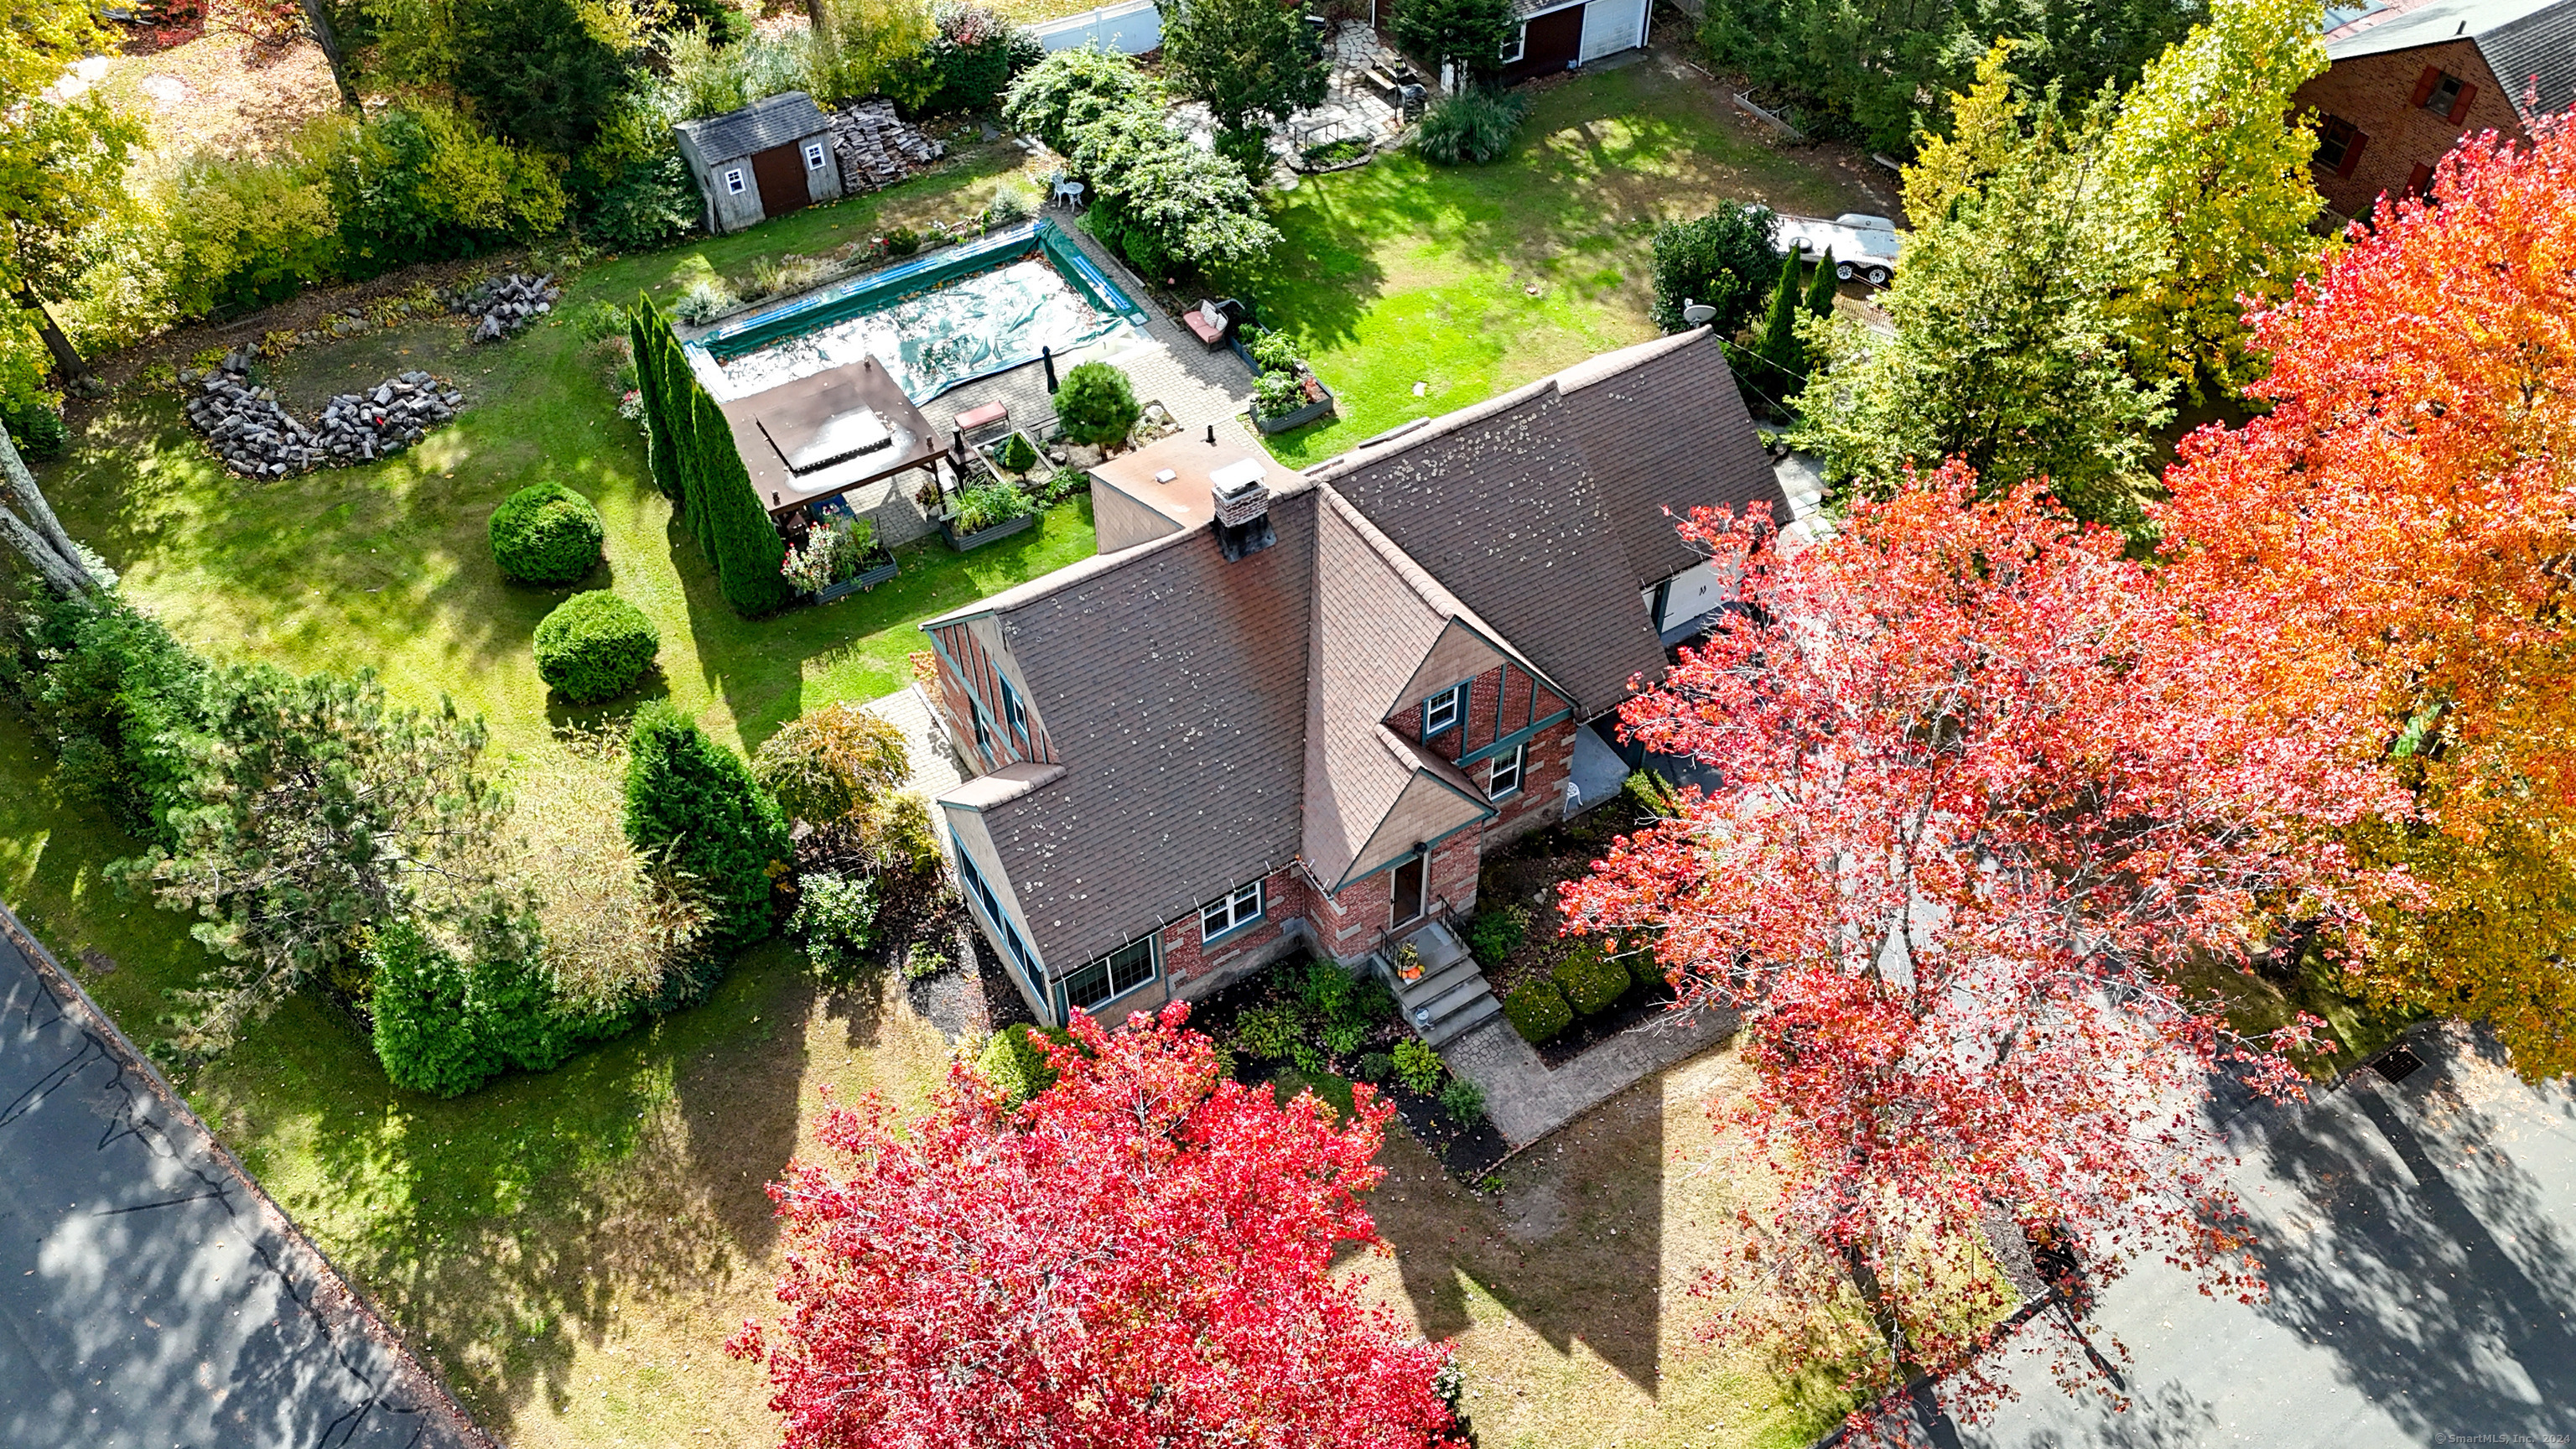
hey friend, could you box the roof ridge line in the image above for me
[922,476,1318,628]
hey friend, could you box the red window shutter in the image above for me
[2446,82,2478,123]
[2407,162,2435,196]
[2410,65,2441,107]
[2338,127,2370,178]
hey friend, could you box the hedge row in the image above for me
[1503,943,1651,1046]
[631,295,790,616]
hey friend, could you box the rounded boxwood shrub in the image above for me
[489,481,605,584]
[532,589,659,702]
[1504,978,1572,1044]
[1550,945,1630,1016]
[1055,361,1140,446]
[979,1022,1077,1105]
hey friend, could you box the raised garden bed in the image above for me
[1252,372,1336,434]
[942,512,1038,551]
[808,545,899,601]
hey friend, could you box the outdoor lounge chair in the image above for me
[1183,298,1247,349]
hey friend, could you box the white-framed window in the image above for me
[998,673,1030,750]
[1065,935,1157,1013]
[1201,879,1265,941]
[1500,23,1525,63]
[723,167,747,195]
[1488,743,1527,798]
[803,141,828,170]
[1422,683,1467,737]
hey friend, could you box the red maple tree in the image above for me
[2156,114,2576,1078]
[729,1002,1463,1449]
[1561,469,2404,1424]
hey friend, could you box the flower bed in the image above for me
[942,512,1038,551]
[1236,325,1337,434]
[782,514,898,600]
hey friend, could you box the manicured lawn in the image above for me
[1233,58,1884,466]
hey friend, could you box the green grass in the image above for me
[8,148,1084,1447]
[1233,60,1879,466]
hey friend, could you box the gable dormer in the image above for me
[1381,619,1574,782]
[923,611,1052,774]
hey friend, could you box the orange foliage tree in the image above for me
[2156,115,2576,1078]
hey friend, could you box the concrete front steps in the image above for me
[1380,920,1501,1048]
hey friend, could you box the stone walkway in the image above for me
[1443,1003,1740,1147]
[1170,21,1411,161]
[864,684,967,846]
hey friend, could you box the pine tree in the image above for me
[630,294,682,505]
[690,384,791,616]
[624,700,789,949]
[1803,247,1839,319]
[1752,253,1805,409]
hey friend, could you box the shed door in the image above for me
[1503,4,1584,84]
[750,143,809,220]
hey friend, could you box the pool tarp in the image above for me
[693,219,1150,403]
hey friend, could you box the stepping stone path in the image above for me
[182,350,465,479]
[830,98,944,191]
[449,272,561,342]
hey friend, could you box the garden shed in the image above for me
[674,91,847,235]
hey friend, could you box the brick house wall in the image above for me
[2293,40,2527,218]
[1483,718,1577,848]
[925,620,1052,773]
[1157,865,1313,1000]
[1383,659,1571,763]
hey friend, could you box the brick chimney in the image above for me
[1210,457,1275,561]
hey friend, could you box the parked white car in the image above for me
[1771,212,1904,287]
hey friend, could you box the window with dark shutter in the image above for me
[2422,70,2466,118]
[2316,116,2370,178]
[2444,80,2477,124]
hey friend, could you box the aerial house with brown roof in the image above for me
[918,331,1788,1031]
[2294,0,2573,218]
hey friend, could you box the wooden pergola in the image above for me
[718,355,948,520]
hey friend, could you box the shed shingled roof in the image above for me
[673,91,832,164]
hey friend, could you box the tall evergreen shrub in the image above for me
[623,701,790,949]
[689,384,791,615]
[1804,247,1840,318]
[630,293,683,504]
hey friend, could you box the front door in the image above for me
[1502,4,1585,85]
[750,143,810,221]
[1390,854,1427,927]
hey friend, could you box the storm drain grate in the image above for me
[2374,1044,2425,1083]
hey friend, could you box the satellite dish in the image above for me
[1681,297,1718,326]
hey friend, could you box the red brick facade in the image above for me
[1382,659,1571,765]
[927,621,1052,772]
[2293,40,2529,219]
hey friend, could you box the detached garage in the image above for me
[1498,0,1650,85]
[673,91,846,236]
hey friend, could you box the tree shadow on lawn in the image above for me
[267,944,839,1431]
[2234,1030,2576,1445]
[1367,1057,1671,1394]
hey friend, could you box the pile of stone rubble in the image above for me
[182,352,464,479]
[831,99,944,191]
[450,273,561,341]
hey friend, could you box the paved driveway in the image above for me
[0,911,485,1449]
[1939,1024,2576,1449]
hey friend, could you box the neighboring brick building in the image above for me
[921,331,1785,1027]
[2293,0,2575,219]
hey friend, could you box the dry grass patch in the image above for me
[98,31,341,161]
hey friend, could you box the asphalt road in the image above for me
[1934,1023,2576,1449]
[0,911,486,1449]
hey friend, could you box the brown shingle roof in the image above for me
[1307,384,1664,718]
[1553,330,1786,589]
[954,487,1319,969]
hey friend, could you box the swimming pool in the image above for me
[687,220,1149,405]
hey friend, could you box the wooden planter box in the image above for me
[942,512,1037,551]
[808,546,899,601]
[1253,374,1337,434]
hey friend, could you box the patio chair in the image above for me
[1182,297,1248,350]
[1051,178,1087,210]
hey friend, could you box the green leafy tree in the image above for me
[451,0,635,157]
[1700,0,2206,154]
[122,667,510,1054]
[811,0,940,104]
[2101,0,2329,397]
[750,700,911,831]
[624,700,790,949]
[0,0,144,384]
[1790,85,2173,527]
[1391,0,1517,86]
[1157,0,1329,166]
[1649,206,1779,335]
